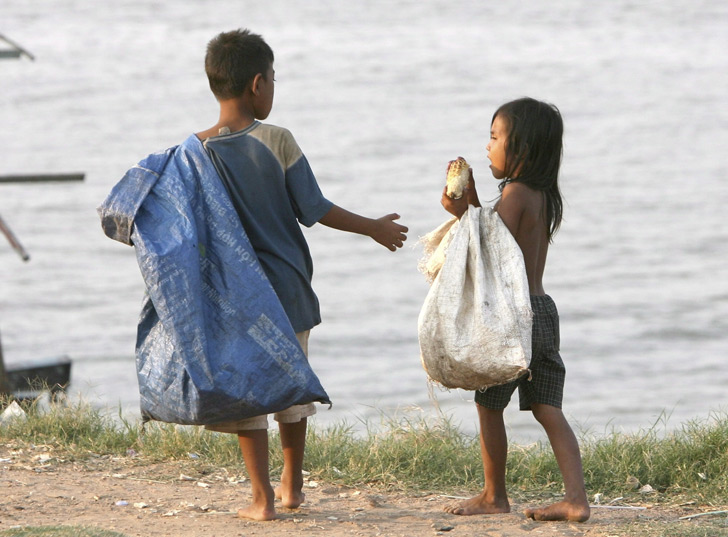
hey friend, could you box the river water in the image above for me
[1,0,727,443]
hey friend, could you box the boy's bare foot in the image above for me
[236,499,276,521]
[524,500,590,522]
[275,485,306,509]
[443,491,510,516]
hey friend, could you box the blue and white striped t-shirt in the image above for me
[203,121,333,332]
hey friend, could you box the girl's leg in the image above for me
[237,429,276,521]
[527,403,590,522]
[444,404,510,515]
[276,417,308,508]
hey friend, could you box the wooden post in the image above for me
[0,213,31,261]
[0,329,9,397]
[0,34,35,61]
[0,173,84,183]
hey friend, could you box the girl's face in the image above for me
[486,114,508,179]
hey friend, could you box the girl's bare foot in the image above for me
[275,485,306,509]
[524,500,590,522]
[443,491,510,516]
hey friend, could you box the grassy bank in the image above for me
[1,397,727,504]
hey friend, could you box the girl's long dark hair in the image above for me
[494,97,564,241]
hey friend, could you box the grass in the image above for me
[2,397,728,500]
[2,397,728,536]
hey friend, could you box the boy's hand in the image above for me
[318,205,407,251]
[372,213,408,251]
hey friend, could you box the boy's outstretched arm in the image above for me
[318,205,408,251]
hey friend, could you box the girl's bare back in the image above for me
[495,182,549,296]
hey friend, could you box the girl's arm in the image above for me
[495,182,527,238]
[318,205,408,251]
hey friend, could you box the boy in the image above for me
[197,29,408,521]
[440,98,590,522]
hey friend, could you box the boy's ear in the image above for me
[250,73,263,97]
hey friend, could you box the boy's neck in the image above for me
[196,97,258,140]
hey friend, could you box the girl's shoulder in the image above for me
[500,181,544,215]
[502,180,536,193]
[501,181,541,202]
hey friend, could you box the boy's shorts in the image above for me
[475,295,565,411]
[204,331,316,433]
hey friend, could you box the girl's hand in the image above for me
[441,185,469,218]
[441,170,480,218]
[465,169,481,208]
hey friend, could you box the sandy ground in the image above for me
[0,443,724,537]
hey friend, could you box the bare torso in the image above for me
[494,182,549,296]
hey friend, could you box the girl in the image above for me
[441,97,590,522]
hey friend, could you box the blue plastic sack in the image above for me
[98,134,331,425]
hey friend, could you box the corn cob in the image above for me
[445,157,470,199]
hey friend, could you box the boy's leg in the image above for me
[276,417,308,508]
[444,404,510,515]
[527,403,590,522]
[237,429,276,521]
[273,330,314,509]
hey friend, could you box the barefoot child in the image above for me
[441,98,590,522]
[196,29,408,520]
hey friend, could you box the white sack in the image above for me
[417,206,532,390]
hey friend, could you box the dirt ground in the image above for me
[0,443,724,537]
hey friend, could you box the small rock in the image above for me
[0,402,27,426]
[115,500,129,507]
[367,495,384,507]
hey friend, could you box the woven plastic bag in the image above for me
[417,206,532,390]
[98,135,330,425]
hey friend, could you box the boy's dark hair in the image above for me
[205,29,274,100]
[495,97,564,241]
